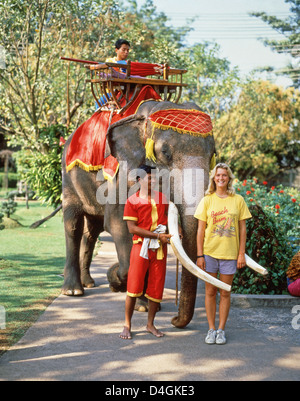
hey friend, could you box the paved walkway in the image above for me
[0,232,299,381]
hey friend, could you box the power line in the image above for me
[165,13,292,21]
[164,12,291,17]
[163,10,296,39]
[187,35,289,40]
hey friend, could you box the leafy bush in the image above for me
[15,125,67,208]
[235,178,299,251]
[232,179,299,294]
[1,199,18,218]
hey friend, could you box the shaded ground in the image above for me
[0,233,299,381]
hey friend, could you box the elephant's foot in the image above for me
[81,272,95,289]
[135,296,148,312]
[135,296,161,313]
[61,276,84,296]
[61,287,84,296]
[107,263,127,293]
[171,315,190,329]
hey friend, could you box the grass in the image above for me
[0,201,65,356]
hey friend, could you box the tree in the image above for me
[0,0,194,207]
[0,150,13,189]
[215,79,300,180]
[0,0,242,207]
[181,42,240,119]
[250,0,300,87]
[0,0,129,144]
[0,212,4,230]
[124,0,192,65]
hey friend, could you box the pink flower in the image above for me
[292,198,296,203]
[275,204,280,210]
[246,191,251,195]
[263,181,268,185]
[271,186,275,190]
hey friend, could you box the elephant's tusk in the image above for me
[168,202,231,292]
[245,254,268,276]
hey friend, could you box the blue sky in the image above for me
[131,0,294,85]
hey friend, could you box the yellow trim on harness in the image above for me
[66,159,103,173]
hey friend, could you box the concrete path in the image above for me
[0,232,299,381]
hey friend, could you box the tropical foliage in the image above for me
[232,178,299,294]
[215,79,300,180]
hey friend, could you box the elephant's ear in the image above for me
[104,134,112,159]
[106,115,147,164]
[106,114,146,141]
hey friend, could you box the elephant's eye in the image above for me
[159,143,172,162]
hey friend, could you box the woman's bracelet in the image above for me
[197,255,204,258]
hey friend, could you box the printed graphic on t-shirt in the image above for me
[211,208,237,238]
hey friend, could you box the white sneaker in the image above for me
[216,329,227,345]
[205,329,217,344]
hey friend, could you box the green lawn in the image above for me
[0,201,66,355]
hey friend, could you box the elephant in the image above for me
[61,99,216,328]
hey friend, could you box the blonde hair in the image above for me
[205,163,236,196]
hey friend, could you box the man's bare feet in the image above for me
[119,326,132,340]
[146,325,164,338]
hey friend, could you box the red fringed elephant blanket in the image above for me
[66,85,161,180]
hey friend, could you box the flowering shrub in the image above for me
[232,179,299,294]
[234,178,299,251]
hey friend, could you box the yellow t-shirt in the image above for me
[105,56,117,63]
[194,193,252,260]
[105,57,127,73]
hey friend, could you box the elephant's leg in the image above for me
[79,215,103,288]
[171,267,198,328]
[106,231,132,293]
[62,204,85,296]
[105,206,132,292]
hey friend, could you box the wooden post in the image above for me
[126,60,131,78]
[163,63,169,80]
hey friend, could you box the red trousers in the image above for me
[127,243,167,303]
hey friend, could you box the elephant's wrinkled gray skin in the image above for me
[61,100,215,328]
